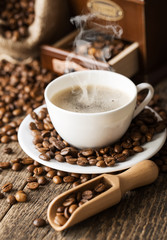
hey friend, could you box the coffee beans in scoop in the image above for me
[54,181,109,226]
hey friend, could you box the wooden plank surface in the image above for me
[0,78,167,240]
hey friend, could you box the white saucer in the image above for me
[18,105,166,174]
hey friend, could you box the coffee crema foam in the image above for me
[51,85,130,113]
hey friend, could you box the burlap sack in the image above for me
[0,0,72,60]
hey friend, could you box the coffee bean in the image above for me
[55,154,65,162]
[38,176,47,185]
[33,161,41,167]
[1,135,10,143]
[114,144,122,153]
[56,206,65,213]
[53,176,62,184]
[10,158,22,164]
[43,166,52,172]
[122,149,130,157]
[88,158,97,165]
[0,162,11,169]
[96,160,106,167]
[70,173,80,179]
[140,125,148,134]
[4,147,13,154]
[7,195,17,205]
[10,134,18,141]
[66,157,77,164]
[54,215,67,226]
[64,207,71,219]
[57,170,68,177]
[26,164,36,173]
[156,122,166,133]
[76,192,82,202]
[29,122,37,130]
[12,163,22,171]
[0,193,5,199]
[31,111,38,120]
[99,147,110,155]
[21,157,34,165]
[61,147,78,156]
[27,176,37,183]
[82,190,94,200]
[80,149,94,157]
[115,154,127,162]
[131,132,142,141]
[94,183,107,193]
[63,176,75,183]
[96,156,103,161]
[33,167,43,176]
[146,132,153,142]
[122,141,132,149]
[77,157,88,166]
[1,125,12,133]
[104,157,115,167]
[33,218,46,227]
[46,170,57,179]
[68,204,78,214]
[133,146,144,153]
[53,140,66,150]
[38,111,47,120]
[63,197,76,207]
[39,153,50,161]
[80,174,90,183]
[15,191,27,202]
[33,136,43,145]
[26,182,39,190]
[1,182,13,192]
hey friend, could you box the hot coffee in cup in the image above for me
[45,70,154,149]
[50,85,130,113]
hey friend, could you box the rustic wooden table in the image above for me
[0,78,167,240]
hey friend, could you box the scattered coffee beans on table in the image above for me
[33,218,47,228]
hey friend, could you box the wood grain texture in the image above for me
[0,79,167,240]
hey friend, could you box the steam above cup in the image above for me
[44,70,154,149]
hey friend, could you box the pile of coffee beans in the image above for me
[0,0,35,41]
[74,31,128,62]
[54,181,108,226]
[29,106,166,168]
[0,59,56,143]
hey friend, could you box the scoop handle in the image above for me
[118,160,159,195]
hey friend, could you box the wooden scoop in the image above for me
[47,160,159,231]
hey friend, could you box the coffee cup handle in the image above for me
[133,83,154,118]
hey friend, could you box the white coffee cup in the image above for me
[45,70,154,149]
